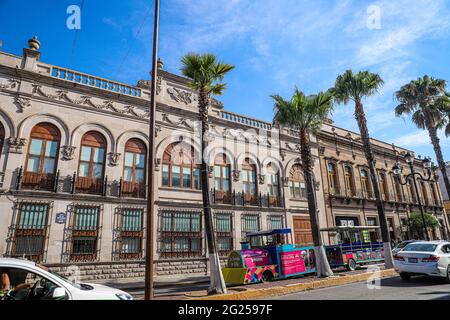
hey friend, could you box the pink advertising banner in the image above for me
[241,249,270,268]
[280,250,306,275]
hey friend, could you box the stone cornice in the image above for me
[318,131,408,162]
[0,64,149,107]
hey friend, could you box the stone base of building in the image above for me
[45,258,228,282]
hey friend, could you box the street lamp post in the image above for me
[392,152,433,241]
[145,0,160,301]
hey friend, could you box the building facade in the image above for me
[318,126,448,243]
[437,162,450,224]
[0,38,447,281]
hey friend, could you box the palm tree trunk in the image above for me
[198,86,227,295]
[354,98,394,269]
[426,122,450,201]
[299,129,333,277]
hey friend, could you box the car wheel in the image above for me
[346,259,357,271]
[400,272,411,280]
[261,270,274,283]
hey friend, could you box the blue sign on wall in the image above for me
[55,212,66,224]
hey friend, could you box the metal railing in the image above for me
[119,179,146,199]
[74,175,107,196]
[211,189,284,208]
[16,167,59,192]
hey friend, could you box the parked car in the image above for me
[0,258,133,300]
[392,240,419,255]
[393,241,450,282]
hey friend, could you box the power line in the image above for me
[115,6,151,77]
[69,0,85,68]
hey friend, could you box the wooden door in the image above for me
[293,216,313,245]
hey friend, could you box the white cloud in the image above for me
[354,0,450,68]
[393,130,450,148]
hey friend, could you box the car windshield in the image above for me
[402,243,437,252]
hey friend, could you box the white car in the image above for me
[0,258,133,300]
[393,241,450,282]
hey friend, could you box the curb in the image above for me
[194,269,397,300]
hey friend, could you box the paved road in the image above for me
[269,276,450,300]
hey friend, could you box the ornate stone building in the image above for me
[318,126,448,242]
[437,162,450,222]
[0,38,447,281]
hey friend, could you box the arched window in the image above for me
[393,175,404,202]
[360,169,372,198]
[378,172,389,200]
[242,158,257,202]
[77,131,106,194]
[408,177,417,204]
[266,163,280,198]
[430,182,439,206]
[266,163,281,207]
[327,162,339,194]
[0,123,4,159]
[23,123,61,190]
[343,165,355,197]
[162,142,200,190]
[122,138,147,198]
[289,164,306,199]
[213,154,232,204]
[420,180,429,206]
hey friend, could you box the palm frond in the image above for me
[180,53,234,100]
[411,110,426,129]
[395,103,414,117]
[395,75,449,131]
[333,69,384,103]
[272,88,333,134]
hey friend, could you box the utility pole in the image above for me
[144,0,160,301]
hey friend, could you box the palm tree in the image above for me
[333,70,394,269]
[395,75,450,201]
[272,88,334,277]
[181,53,234,295]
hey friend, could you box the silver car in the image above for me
[394,241,450,282]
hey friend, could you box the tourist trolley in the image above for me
[221,229,316,285]
[321,226,385,271]
[222,226,385,285]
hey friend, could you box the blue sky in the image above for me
[0,0,449,161]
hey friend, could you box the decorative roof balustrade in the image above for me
[220,110,272,130]
[51,66,143,98]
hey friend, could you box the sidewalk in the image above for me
[90,275,210,291]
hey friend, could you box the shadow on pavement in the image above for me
[380,276,450,288]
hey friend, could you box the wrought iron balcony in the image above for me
[72,173,107,196]
[119,179,146,199]
[211,189,284,208]
[16,166,59,192]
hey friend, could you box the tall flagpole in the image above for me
[145,0,160,301]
